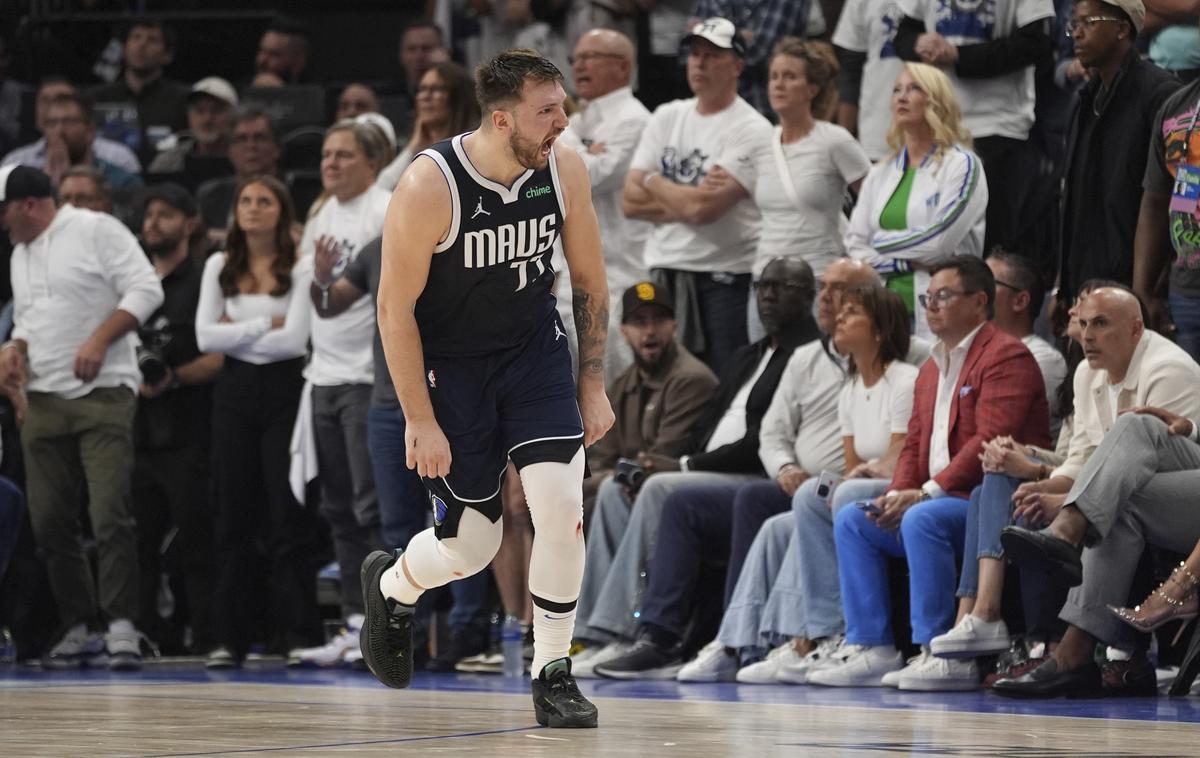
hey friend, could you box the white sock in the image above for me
[346,613,365,631]
[532,606,576,677]
[109,618,134,635]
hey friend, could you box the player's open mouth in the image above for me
[540,137,555,156]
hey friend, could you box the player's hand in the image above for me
[579,383,614,448]
[405,416,452,478]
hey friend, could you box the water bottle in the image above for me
[0,628,15,666]
[501,615,524,678]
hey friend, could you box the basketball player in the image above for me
[361,49,614,728]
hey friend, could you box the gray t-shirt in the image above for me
[341,236,396,407]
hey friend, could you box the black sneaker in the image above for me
[360,550,416,689]
[532,658,598,728]
[592,639,681,680]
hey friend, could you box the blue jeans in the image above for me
[793,477,891,640]
[1170,291,1200,363]
[835,496,967,646]
[366,404,488,633]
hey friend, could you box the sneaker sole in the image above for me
[534,707,599,728]
[898,677,979,691]
[109,656,142,672]
[360,550,414,689]
[930,640,1010,659]
[594,663,682,681]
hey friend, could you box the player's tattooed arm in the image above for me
[572,288,607,378]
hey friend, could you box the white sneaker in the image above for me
[678,639,738,682]
[882,649,927,688]
[897,646,979,691]
[572,641,633,679]
[735,641,801,684]
[455,651,503,673]
[806,644,904,687]
[776,636,845,685]
[105,619,143,671]
[44,624,106,669]
[290,625,361,668]
[930,615,1010,658]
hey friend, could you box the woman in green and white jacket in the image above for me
[845,62,988,338]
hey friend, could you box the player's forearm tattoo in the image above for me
[572,288,607,377]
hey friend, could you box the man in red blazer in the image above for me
[809,256,1050,691]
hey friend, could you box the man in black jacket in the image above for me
[1054,0,1177,328]
[569,258,821,676]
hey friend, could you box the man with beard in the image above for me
[363,49,613,728]
[89,18,189,164]
[585,282,718,518]
[147,78,238,193]
[132,183,223,655]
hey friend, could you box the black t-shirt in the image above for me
[342,237,395,408]
[1144,79,1200,296]
[134,251,213,450]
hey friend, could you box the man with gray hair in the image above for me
[560,28,652,383]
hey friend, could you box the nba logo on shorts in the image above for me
[431,493,448,526]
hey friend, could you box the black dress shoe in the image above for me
[1000,526,1083,587]
[992,658,1101,699]
[1100,655,1157,697]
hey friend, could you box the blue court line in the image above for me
[115,725,542,758]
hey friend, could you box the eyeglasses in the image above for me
[1065,16,1124,36]
[753,279,813,296]
[918,288,968,310]
[416,84,449,96]
[568,52,625,65]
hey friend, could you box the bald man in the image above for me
[559,28,652,384]
[995,285,1200,698]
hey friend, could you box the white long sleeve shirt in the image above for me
[757,340,847,477]
[11,205,163,398]
[194,253,313,364]
[560,86,652,294]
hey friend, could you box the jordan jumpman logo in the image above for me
[471,197,491,219]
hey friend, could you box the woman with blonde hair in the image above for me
[747,38,870,283]
[845,62,987,338]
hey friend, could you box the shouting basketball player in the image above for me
[362,49,614,728]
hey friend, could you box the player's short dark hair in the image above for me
[931,255,995,318]
[122,17,176,52]
[475,48,563,113]
[988,248,1045,321]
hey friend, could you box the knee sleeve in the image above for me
[403,508,503,589]
[520,450,585,543]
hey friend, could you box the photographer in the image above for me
[132,183,222,655]
[585,282,718,515]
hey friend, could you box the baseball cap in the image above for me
[622,281,675,323]
[1100,0,1145,34]
[141,182,198,217]
[0,165,54,203]
[683,18,746,58]
[189,76,238,108]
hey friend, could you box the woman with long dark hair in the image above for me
[377,62,481,189]
[194,175,318,668]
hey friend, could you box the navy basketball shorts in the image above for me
[419,314,584,539]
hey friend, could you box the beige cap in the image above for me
[1100,0,1145,34]
[189,77,238,108]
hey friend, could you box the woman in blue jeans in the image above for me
[701,284,916,684]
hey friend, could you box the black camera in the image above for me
[613,457,647,492]
[137,327,173,386]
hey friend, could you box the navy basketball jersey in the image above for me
[413,132,566,357]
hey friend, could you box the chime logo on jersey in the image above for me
[463,213,558,269]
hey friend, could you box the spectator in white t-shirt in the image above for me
[290,120,394,667]
[831,0,906,160]
[754,38,871,282]
[622,17,773,378]
[893,0,1056,253]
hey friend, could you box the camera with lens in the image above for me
[137,325,174,386]
[613,457,647,493]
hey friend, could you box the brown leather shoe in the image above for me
[1099,655,1157,697]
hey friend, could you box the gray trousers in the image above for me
[312,383,383,618]
[576,470,755,643]
[1060,413,1200,646]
